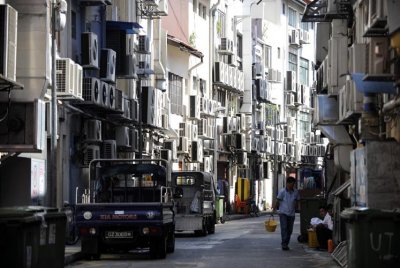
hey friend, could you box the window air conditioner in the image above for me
[157,0,168,16]
[189,95,201,120]
[286,92,294,106]
[73,63,83,98]
[100,81,109,107]
[200,97,208,114]
[286,71,296,92]
[142,86,156,126]
[130,98,139,122]
[84,119,102,142]
[56,58,75,96]
[107,84,116,109]
[179,122,192,139]
[214,62,226,84]
[83,145,100,167]
[191,140,203,163]
[102,140,117,159]
[116,126,131,149]
[219,37,233,54]
[114,88,123,112]
[177,136,189,153]
[100,48,116,82]
[198,118,208,137]
[236,151,247,166]
[164,139,177,160]
[0,4,17,82]
[129,128,139,152]
[81,32,98,68]
[137,35,150,53]
[289,29,300,46]
[203,156,211,172]
[82,77,101,105]
[191,124,198,141]
[227,54,237,66]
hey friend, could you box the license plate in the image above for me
[105,231,134,239]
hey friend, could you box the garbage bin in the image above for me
[0,206,66,268]
[298,198,325,242]
[0,208,42,268]
[341,207,400,268]
[215,195,224,223]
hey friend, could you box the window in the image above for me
[202,5,207,19]
[264,45,272,68]
[216,10,226,38]
[282,3,285,14]
[176,176,196,186]
[71,11,76,39]
[288,48,297,72]
[300,17,309,31]
[198,2,207,20]
[168,72,183,116]
[299,58,309,85]
[193,0,197,12]
[288,7,297,28]
[299,112,311,141]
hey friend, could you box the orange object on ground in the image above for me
[327,239,334,253]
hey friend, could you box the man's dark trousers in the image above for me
[279,213,295,247]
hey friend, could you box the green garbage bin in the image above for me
[0,206,67,268]
[0,208,42,268]
[216,195,224,223]
[341,207,400,268]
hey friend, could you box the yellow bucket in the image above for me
[265,215,278,232]
[308,230,319,248]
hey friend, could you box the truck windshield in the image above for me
[176,175,196,186]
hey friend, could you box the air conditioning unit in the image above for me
[137,35,150,53]
[164,139,177,160]
[130,98,139,122]
[295,84,303,104]
[129,128,139,152]
[102,140,117,159]
[253,63,264,79]
[227,54,237,66]
[83,145,100,167]
[286,92,294,106]
[198,118,209,137]
[100,48,116,82]
[56,58,75,96]
[219,37,233,54]
[286,71,296,92]
[299,29,310,44]
[199,97,208,114]
[100,81,109,107]
[108,83,116,109]
[236,151,247,166]
[203,156,211,172]
[179,122,192,139]
[259,138,266,152]
[82,77,101,105]
[251,137,259,151]
[189,95,201,120]
[191,124,198,141]
[222,116,231,134]
[214,62,226,84]
[366,37,390,76]
[119,53,138,79]
[191,140,203,163]
[143,0,160,6]
[267,68,277,82]
[349,43,367,74]
[73,63,83,98]
[255,79,267,102]
[0,4,17,82]
[84,119,102,142]
[368,0,387,29]
[81,32,98,68]
[157,0,169,16]
[137,56,151,76]
[142,86,156,126]
[114,88,123,112]
[161,113,169,129]
[116,126,131,149]
[289,29,300,46]
[229,117,238,133]
[177,136,189,153]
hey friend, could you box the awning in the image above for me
[167,34,204,59]
[318,125,353,145]
[106,21,142,34]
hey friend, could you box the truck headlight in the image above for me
[83,211,92,220]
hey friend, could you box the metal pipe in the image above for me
[382,97,400,113]
[49,0,58,207]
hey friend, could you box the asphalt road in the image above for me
[66,215,339,268]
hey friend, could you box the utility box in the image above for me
[350,141,400,209]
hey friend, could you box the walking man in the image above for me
[274,176,300,250]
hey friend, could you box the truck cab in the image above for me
[172,171,217,236]
[75,159,175,259]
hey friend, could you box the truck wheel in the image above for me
[166,231,175,253]
[194,221,207,237]
[207,216,216,234]
[150,237,167,259]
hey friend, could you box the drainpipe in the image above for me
[210,0,221,189]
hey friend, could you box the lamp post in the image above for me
[213,107,226,186]
[273,121,287,208]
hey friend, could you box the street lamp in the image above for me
[273,121,287,208]
[213,107,226,185]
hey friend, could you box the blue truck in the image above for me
[75,159,175,259]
